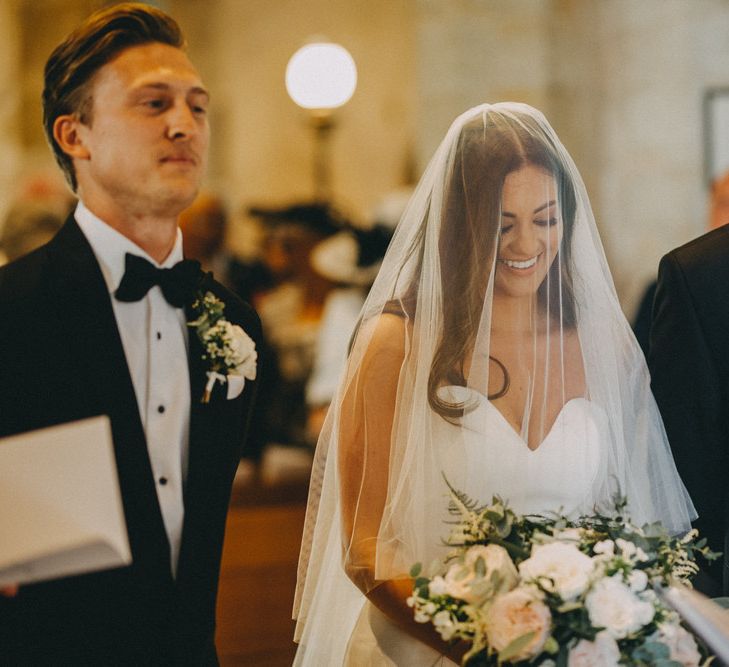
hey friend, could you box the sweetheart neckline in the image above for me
[437,385,591,453]
[484,397,590,453]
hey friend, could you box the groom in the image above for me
[649,222,729,597]
[0,3,260,664]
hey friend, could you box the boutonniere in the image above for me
[187,291,257,403]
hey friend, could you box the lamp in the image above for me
[286,41,357,201]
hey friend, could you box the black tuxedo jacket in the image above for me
[0,217,261,665]
[649,225,729,596]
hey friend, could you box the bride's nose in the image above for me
[510,223,542,257]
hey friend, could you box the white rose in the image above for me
[554,528,583,543]
[519,542,595,600]
[228,323,257,379]
[443,562,473,601]
[465,544,519,588]
[615,538,636,559]
[585,575,654,638]
[593,540,615,556]
[650,623,701,667]
[627,569,648,592]
[568,631,621,667]
[428,575,448,597]
[483,588,552,661]
[444,544,518,603]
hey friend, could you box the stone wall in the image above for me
[414,0,729,315]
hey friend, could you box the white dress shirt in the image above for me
[75,201,190,577]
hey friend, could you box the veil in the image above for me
[292,103,696,664]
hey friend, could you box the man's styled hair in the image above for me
[42,2,185,191]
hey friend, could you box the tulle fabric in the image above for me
[292,103,696,665]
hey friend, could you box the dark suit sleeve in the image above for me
[648,252,728,594]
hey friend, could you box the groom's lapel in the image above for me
[183,275,224,506]
[46,218,170,559]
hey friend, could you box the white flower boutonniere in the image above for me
[188,291,257,403]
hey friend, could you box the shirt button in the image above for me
[159,476,168,486]
[156,331,162,340]
[158,405,165,414]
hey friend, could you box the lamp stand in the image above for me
[310,111,335,203]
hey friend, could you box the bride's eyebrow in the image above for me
[500,199,556,218]
[533,200,556,214]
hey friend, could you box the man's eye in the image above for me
[192,105,207,115]
[144,99,165,110]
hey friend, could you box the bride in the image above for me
[292,103,696,665]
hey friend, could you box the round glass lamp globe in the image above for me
[286,43,357,110]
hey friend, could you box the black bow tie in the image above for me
[115,253,202,308]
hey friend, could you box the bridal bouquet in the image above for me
[408,488,718,666]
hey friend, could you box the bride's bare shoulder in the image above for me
[356,311,411,369]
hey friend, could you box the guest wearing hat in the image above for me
[305,192,405,442]
[179,192,273,306]
[249,203,344,459]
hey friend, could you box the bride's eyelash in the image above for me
[500,217,557,234]
[535,217,558,227]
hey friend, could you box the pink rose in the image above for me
[483,588,552,661]
[650,623,701,667]
[568,631,620,666]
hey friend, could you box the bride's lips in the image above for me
[497,253,542,275]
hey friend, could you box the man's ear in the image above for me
[53,114,90,160]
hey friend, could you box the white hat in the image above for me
[310,231,382,286]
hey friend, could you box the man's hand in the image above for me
[1,584,18,597]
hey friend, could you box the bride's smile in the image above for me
[497,253,540,271]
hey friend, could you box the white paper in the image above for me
[0,416,132,586]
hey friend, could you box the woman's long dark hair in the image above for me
[426,111,578,421]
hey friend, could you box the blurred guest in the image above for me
[247,203,342,458]
[633,169,729,354]
[305,189,408,441]
[0,201,67,264]
[178,191,226,272]
[178,192,273,304]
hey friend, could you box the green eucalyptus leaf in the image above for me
[498,631,535,663]
[543,636,559,654]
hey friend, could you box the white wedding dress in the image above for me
[343,388,608,666]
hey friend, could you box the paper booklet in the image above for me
[0,416,132,587]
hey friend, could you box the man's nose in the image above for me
[166,101,198,140]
